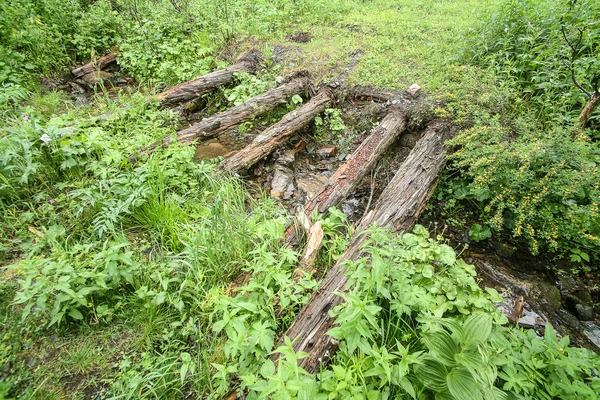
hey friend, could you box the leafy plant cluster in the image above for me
[212,226,600,400]
[430,1,600,266]
[461,0,600,126]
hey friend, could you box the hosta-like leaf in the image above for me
[461,312,492,347]
[447,367,482,400]
[413,356,448,392]
[423,330,460,367]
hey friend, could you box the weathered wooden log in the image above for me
[275,120,452,373]
[71,52,117,78]
[157,50,264,107]
[349,86,402,102]
[219,87,333,172]
[135,72,312,157]
[284,105,409,241]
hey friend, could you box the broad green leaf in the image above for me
[462,312,492,347]
[447,367,482,400]
[414,357,448,392]
[68,308,83,320]
[423,330,459,367]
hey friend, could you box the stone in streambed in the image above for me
[576,304,595,321]
[316,145,337,158]
[270,165,293,199]
[296,173,328,200]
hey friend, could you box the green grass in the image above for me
[1,0,599,398]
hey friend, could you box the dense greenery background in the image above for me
[0,0,599,398]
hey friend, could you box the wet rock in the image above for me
[277,150,295,166]
[581,321,600,349]
[557,275,578,293]
[518,308,546,329]
[41,77,65,89]
[491,241,515,258]
[270,165,293,198]
[68,81,86,94]
[530,282,562,313]
[316,145,337,158]
[342,198,360,217]
[195,143,230,159]
[574,289,593,306]
[296,173,328,200]
[575,304,595,321]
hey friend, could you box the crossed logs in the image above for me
[84,49,454,386]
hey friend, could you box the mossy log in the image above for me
[219,87,333,172]
[157,50,264,108]
[274,120,452,374]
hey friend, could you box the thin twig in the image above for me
[561,21,591,97]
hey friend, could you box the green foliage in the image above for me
[12,240,138,327]
[469,224,492,242]
[222,72,273,107]
[447,122,600,259]
[213,227,600,400]
[314,108,348,148]
[461,0,600,124]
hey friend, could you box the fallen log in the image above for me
[157,50,264,108]
[284,104,409,241]
[275,120,452,373]
[219,87,334,172]
[134,72,312,158]
[71,52,117,78]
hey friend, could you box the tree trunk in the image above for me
[275,120,452,374]
[157,50,263,108]
[71,52,117,78]
[579,92,600,127]
[284,105,409,241]
[134,72,312,158]
[219,88,333,173]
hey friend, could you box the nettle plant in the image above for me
[211,226,600,399]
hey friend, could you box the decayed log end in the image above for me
[274,119,453,374]
[157,50,264,107]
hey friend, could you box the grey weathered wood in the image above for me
[71,52,117,78]
[135,72,312,157]
[284,105,409,241]
[275,120,452,374]
[157,50,263,107]
[219,87,333,172]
